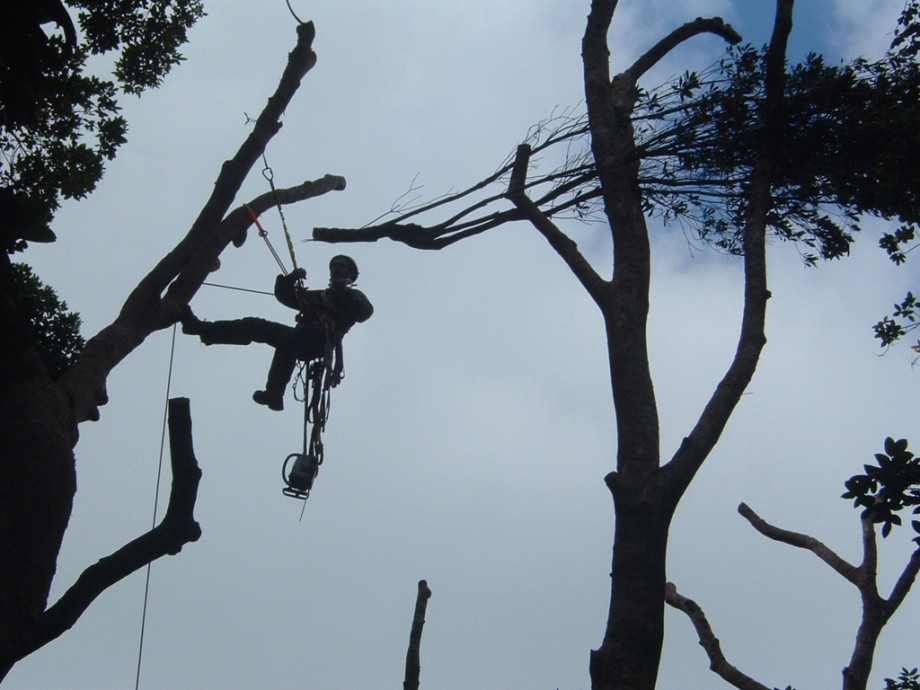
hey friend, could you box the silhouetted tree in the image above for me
[313,1,918,688]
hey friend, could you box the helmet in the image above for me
[329,255,359,282]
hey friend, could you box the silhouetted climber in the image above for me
[182,255,373,411]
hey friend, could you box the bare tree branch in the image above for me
[736,500,920,690]
[737,502,861,584]
[665,583,772,690]
[403,579,432,690]
[623,18,742,86]
[224,174,348,248]
[506,144,608,301]
[663,0,792,496]
[2,397,201,671]
[886,548,920,611]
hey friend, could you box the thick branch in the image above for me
[161,21,319,305]
[403,579,432,690]
[58,23,319,424]
[223,175,347,248]
[665,583,772,690]
[506,144,608,301]
[737,502,861,584]
[6,398,201,665]
[623,18,741,86]
[663,0,792,496]
[314,220,494,250]
[886,548,920,611]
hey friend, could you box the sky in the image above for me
[8,1,919,689]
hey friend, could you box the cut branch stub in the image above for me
[403,579,432,690]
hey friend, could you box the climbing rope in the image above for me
[135,324,177,690]
[202,281,273,296]
[261,154,299,273]
[285,0,305,24]
[246,204,289,275]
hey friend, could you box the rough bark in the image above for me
[403,579,432,690]
[0,20,341,674]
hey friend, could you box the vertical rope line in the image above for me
[260,153,299,272]
[135,323,178,690]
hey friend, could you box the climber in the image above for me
[181,255,373,411]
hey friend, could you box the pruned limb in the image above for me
[738,502,861,584]
[622,17,741,87]
[224,174,347,248]
[403,579,432,690]
[3,398,202,670]
[665,583,772,690]
[505,144,608,302]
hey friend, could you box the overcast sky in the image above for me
[9,1,919,689]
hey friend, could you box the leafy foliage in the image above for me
[429,6,920,270]
[874,291,918,349]
[8,262,84,379]
[891,0,920,60]
[884,667,920,690]
[873,219,918,352]
[0,0,204,253]
[633,38,920,264]
[842,438,920,543]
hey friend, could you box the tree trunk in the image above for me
[842,603,887,690]
[590,475,675,690]
[0,21,324,677]
[0,253,78,677]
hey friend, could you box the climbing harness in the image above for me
[251,154,345,502]
[242,152,351,506]
[262,152,297,271]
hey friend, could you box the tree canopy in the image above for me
[0,0,204,251]
[7,263,83,379]
[318,2,919,270]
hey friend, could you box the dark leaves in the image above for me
[8,263,85,379]
[0,1,205,250]
[874,292,918,348]
[842,438,920,544]
[636,39,920,260]
[884,667,920,690]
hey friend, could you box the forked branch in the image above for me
[3,397,202,669]
[672,500,920,690]
[58,22,334,424]
[505,144,607,301]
